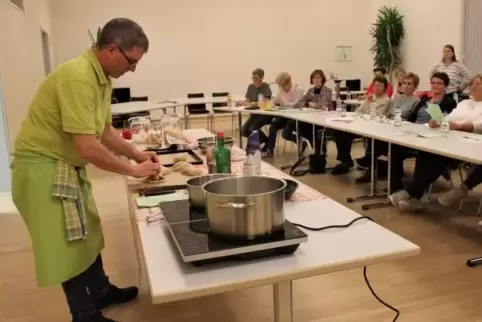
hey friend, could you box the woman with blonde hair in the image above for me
[392,68,406,99]
[262,72,304,156]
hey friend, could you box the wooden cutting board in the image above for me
[126,170,195,191]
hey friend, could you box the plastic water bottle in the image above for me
[440,112,450,134]
[393,108,402,127]
[335,98,342,114]
[244,131,261,175]
[341,103,347,117]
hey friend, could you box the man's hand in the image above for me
[428,119,439,128]
[130,160,161,178]
[135,151,159,164]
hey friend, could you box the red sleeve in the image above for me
[386,83,393,97]
[366,83,374,95]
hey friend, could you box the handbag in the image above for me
[290,129,327,176]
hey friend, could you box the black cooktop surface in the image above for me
[160,199,308,265]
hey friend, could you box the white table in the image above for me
[126,129,420,322]
[111,101,182,116]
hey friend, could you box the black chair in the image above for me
[112,87,131,103]
[131,96,148,102]
[212,92,236,133]
[186,93,211,130]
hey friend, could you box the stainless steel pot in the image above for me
[202,176,287,239]
[186,174,235,208]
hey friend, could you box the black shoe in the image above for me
[94,285,139,311]
[332,161,353,175]
[73,312,117,322]
[355,156,371,169]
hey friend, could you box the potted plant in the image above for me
[88,27,101,48]
[369,6,405,81]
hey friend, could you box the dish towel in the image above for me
[52,161,88,241]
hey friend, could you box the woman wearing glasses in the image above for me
[262,72,304,157]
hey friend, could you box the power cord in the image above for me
[292,216,400,322]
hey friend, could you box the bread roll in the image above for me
[172,161,191,171]
[160,167,173,176]
[143,173,165,183]
[181,166,203,177]
[173,155,188,163]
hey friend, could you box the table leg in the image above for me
[347,137,387,203]
[238,112,243,147]
[184,105,188,129]
[361,142,393,210]
[273,281,293,322]
[467,257,482,267]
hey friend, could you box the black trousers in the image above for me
[266,117,289,151]
[282,120,324,155]
[364,140,416,186]
[405,152,460,199]
[464,166,482,190]
[241,115,273,144]
[62,255,110,321]
[334,130,358,163]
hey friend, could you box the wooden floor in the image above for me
[3,139,482,322]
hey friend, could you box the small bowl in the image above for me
[283,179,299,200]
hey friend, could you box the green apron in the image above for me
[11,154,105,287]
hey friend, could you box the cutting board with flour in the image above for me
[125,168,208,191]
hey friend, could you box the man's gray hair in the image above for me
[252,68,265,78]
[96,18,149,52]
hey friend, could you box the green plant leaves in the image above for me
[369,5,405,76]
[88,27,102,48]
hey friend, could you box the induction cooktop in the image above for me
[160,199,308,266]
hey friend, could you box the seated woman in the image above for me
[389,73,481,212]
[262,72,304,157]
[437,75,482,206]
[332,76,391,175]
[356,72,456,188]
[391,68,406,99]
[240,68,273,146]
[359,67,394,100]
[355,73,421,182]
[281,69,333,155]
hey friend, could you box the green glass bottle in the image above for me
[213,131,231,173]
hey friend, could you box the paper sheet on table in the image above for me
[416,131,445,138]
[136,190,188,208]
[426,104,444,124]
[397,130,417,136]
[462,133,482,142]
[327,117,356,123]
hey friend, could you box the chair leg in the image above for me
[458,165,466,212]
[478,198,482,216]
[428,184,433,200]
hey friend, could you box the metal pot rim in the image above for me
[186,173,237,188]
[201,175,287,197]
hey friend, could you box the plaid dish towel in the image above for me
[52,161,88,241]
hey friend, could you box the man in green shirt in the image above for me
[11,18,159,322]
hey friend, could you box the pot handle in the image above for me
[218,202,257,209]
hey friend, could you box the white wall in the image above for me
[372,0,464,90]
[51,0,374,102]
[0,0,55,147]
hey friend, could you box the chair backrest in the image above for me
[212,92,229,107]
[112,87,131,103]
[131,96,148,102]
[187,93,207,113]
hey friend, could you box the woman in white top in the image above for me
[389,74,482,212]
[263,72,304,156]
[430,44,472,94]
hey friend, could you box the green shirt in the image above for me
[14,50,112,167]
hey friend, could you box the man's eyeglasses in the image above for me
[117,47,137,66]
